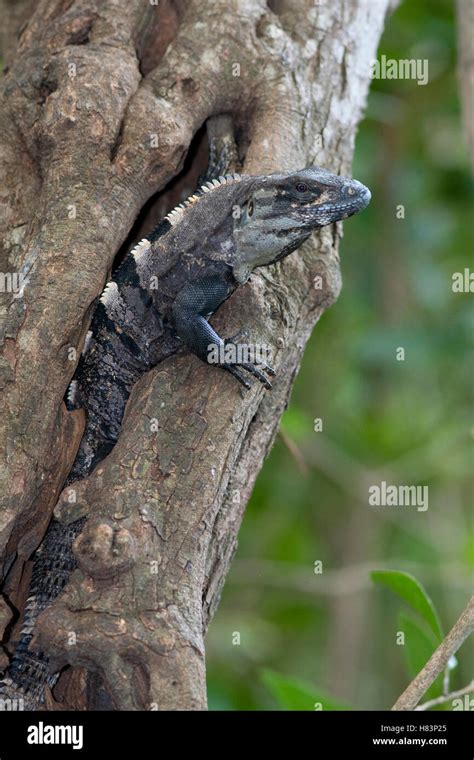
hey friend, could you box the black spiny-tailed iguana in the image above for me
[0,123,371,710]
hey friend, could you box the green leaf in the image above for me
[261,669,350,711]
[371,569,443,642]
[398,612,443,701]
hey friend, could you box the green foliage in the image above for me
[397,613,444,702]
[261,670,350,711]
[371,570,443,641]
[371,569,449,704]
[206,0,473,711]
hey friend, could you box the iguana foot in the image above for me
[222,359,274,390]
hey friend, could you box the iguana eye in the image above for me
[247,200,254,216]
[295,182,309,193]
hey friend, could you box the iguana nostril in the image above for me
[344,181,371,206]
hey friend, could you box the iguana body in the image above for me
[0,136,370,709]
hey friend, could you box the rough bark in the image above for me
[0,0,396,710]
[457,0,474,168]
[392,596,474,711]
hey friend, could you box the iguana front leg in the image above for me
[171,276,274,389]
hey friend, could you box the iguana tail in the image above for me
[0,115,238,710]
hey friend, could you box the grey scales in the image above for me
[0,129,371,710]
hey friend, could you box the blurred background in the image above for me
[206,0,473,710]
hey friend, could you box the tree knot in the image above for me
[74,521,136,579]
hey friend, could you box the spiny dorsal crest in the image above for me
[65,379,79,409]
[129,172,242,265]
[129,237,152,265]
[164,172,242,226]
[99,280,121,307]
[100,173,242,278]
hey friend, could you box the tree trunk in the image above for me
[457,0,474,168]
[0,0,396,710]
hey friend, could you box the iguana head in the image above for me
[232,166,371,282]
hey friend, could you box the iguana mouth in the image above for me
[313,185,371,222]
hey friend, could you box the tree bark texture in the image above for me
[457,0,474,168]
[0,0,396,710]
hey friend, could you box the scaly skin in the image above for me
[0,146,371,709]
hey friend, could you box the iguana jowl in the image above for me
[0,151,371,709]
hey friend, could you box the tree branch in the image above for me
[392,596,474,711]
[416,681,474,712]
